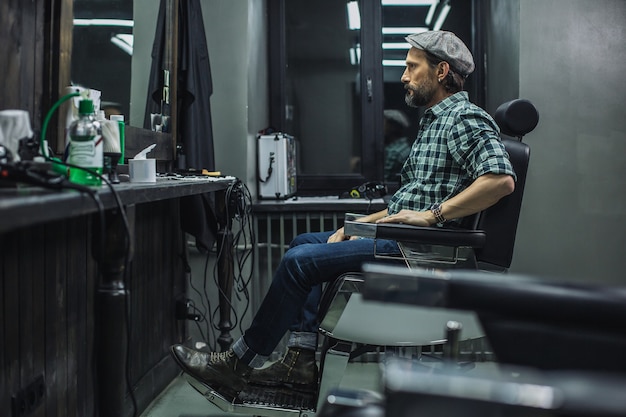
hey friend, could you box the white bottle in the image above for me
[68,99,102,186]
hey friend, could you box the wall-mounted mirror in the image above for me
[59,0,177,161]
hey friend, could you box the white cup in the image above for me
[0,110,33,161]
[129,158,156,183]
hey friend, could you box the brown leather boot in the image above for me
[248,347,319,392]
[170,345,251,398]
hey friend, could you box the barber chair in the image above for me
[358,265,626,416]
[382,357,626,417]
[313,98,539,412]
[182,99,539,416]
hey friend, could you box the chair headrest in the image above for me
[494,99,539,138]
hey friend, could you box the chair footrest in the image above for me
[185,373,316,417]
[240,385,317,412]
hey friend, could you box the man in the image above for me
[383,108,412,183]
[170,31,516,398]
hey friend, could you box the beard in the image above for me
[404,77,437,108]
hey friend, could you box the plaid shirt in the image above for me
[387,92,515,219]
[384,137,412,182]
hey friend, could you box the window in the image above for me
[269,0,480,195]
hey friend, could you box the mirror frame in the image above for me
[56,0,178,164]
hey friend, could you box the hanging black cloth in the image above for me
[145,0,218,252]
[144,0,168,129]
[177,0,215,171]
[144,0,216,168]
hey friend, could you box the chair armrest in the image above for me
[374,223,487,249]
[362,264,626,331]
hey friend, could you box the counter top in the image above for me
[253,195,388,213]
[0,176,235,233]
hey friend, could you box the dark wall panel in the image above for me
[0,199,186,417]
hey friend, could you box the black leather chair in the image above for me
[382,356,626,417]
[318,98,539,334]
[362,264,626,373]
[360,265,626,417]
[371,98,539,271]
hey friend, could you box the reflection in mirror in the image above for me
[71,0,161,129]
[381,0,473,183]
[284,0,362,176]
[381,0,473,149]
[280,0,473,186]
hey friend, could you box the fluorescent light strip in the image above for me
[349,46,362,66]
[433,3,450,30]
[382,0,435,5]
[110,35,133,56]
[115,34,134,48]
[383,42,412,49]
[73,18,134,27]
[383,59,407,67]
[350,49,357,65]
[382,27,428,34]
[425,1,438,25]
[346,1,361,30]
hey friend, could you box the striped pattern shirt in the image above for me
[387,92,515,220]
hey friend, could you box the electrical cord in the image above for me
[52,160,136,417]
[187,179,254,351]
[37,91,136,417]
[230,181,255,336]
[203,244,218,349]
[184,297,209,344]
[213,180,254,338]
[183,255,210,343]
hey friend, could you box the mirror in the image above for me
[72,0,164,128]
[60,0,177,161]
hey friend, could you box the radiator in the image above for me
[252,211,343,297]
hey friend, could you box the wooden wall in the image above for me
[0,0,68,132]
[0,199,187,417]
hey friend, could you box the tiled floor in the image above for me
[140,352,504,417]
[140,375,232,417]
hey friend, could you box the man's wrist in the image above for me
[430,202,446,224]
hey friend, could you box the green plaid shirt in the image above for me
[387,92,515,219]
[384,137,412,182]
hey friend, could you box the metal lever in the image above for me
[163,69,170,105]
[443,320,462,362]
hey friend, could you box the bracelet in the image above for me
[430,202,446,224]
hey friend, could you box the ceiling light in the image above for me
[382,0,435,5]
[349,45,361,65]
[110,34,133,56]
[382,27,428,34]
[346,1,361,30]
[382,42,412,49]
[383,59,407,67]
[433,3,451,30]
[73,19,134,27]
[425,0,439,25]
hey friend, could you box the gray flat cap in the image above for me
[405,31,475,76]
[384,109,410,128]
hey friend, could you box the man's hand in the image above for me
[376,209,432,227]
[327,227,361,242]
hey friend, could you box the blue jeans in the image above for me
[232,231,401,368]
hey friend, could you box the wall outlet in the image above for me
[11,374,45,417]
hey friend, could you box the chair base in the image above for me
[184,373,317,417]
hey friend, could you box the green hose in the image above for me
[40,91,80,174]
